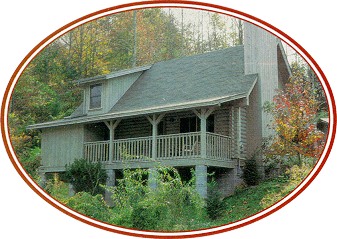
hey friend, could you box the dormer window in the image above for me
[90,83,102,109]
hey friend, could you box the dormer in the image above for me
[69,65,152,118]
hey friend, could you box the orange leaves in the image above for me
[264,66,325,161]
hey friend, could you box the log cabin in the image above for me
[27,22,291,198]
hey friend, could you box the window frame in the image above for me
[89,83,103,110]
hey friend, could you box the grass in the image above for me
[218,180,285,225]
[185,178,287,229]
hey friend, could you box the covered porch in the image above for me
[82,104,246,169]
[84,131,232,164]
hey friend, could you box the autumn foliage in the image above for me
[264,66,324,163]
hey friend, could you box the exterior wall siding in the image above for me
[104,72,143,111]
[84,72,142,116]
[112,106,232,140]
[240,107,247,159]
[161,106,232,136]
[84,123,109,142]
[215,168,235,196]
[165,111,196,135]
[244,22,279,139]
[41,124,84,169]
[115,116,152,139]
[214,106,231,136]
[246,83,262,157]
[230,106,247,159]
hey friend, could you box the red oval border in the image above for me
[1,1,336,238]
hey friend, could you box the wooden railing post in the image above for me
[146,114,165,160]
[193,106,216,159]
[104,119,121,163]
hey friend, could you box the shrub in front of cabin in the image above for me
[66,191,111,222]
[242,154,261,186]
[205,179,226,220]
[107,165,204,231]
[64,158,108,196]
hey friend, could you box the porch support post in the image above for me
[200,111,207,159]
[69,184,75,197]
[105,169,115,206]
[231,106,235,158]
[193,107,216,159]
[237,107,242,159]
[152,120,157,160]
[146,114,165,160]
[38,171,46,188]
[104,119,121,163]
[148,168,158,189]
[230,107,242,159]
[195,165,207,198]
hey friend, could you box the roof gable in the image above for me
[27,45,261,129]
[109,46,246,114]
[73,65,152,86]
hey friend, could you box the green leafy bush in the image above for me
[131,199,168,230]
[260,163,311,209]
[64,158,107,196]
[107,165,204,231]
[205,180,226,220]
[66,192,111,222]
[242,154,260,186]
[45,173,70,203]
[20,147,41,179]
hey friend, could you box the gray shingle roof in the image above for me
[73,65,152,85]
[27,46,258,129]
[67,102,85,119]
[109,46,254,114]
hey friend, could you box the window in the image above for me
[158,121,165,135]
[179,115,214,133]
[207,114,215,133]
[90,84,102,109]
[180,116,200,133]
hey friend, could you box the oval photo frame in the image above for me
[1,1,336,238]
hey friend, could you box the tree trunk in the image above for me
[132,10,137,68]
[238,19,243,45]
[298,152,302,167]
[181,8,184,57]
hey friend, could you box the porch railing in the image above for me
[157,132,201,159]
[112,136,152,161]
[83,132,231,162]
[206,132,231,160]
[83,140,110,163]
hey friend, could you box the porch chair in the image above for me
[183,140,200,156]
